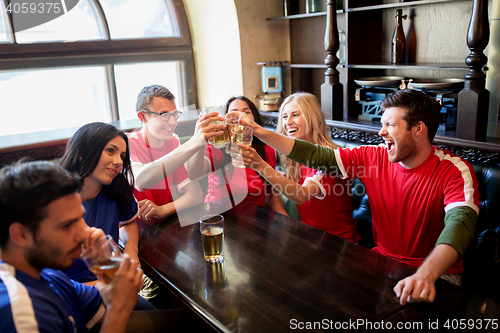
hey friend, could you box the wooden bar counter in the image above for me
[137,202,500,332]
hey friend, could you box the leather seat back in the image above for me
[462,163,500,301]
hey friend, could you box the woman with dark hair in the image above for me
[59,122,140,284]
[187,96,287,214]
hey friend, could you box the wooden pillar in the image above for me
[457,0,490,141]
[321,0,343,120]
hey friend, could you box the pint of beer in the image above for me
[200,106,230,148]
[209,121,230,148]
[230,126,253,168]
[81,235,123,284]
[200,214,225,263]
[89,256,124,284]
[225,113,244,139]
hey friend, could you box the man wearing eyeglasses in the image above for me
[127,84,224,222]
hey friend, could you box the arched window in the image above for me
[100,0,180,39]
[0,0,197,139]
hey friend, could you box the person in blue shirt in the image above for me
[0,160,143,333]
[59,122,140,284]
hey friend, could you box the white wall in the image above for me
[487,0,500,136]
[183,0,243,108]
[183,0,290,109]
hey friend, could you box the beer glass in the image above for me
[200,105,230,148]
[81,235,123,284]
[230,126,253,168]
[225,113,244,140]
[200,214,225,263]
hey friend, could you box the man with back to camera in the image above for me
[234,89,479,305]
[0,160,143,332]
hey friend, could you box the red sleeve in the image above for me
[442,157,480,213]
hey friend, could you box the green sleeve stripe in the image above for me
[436,206,477,257]
[288,139,338,171]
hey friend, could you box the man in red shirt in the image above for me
[235,89,479,306]
[128,85,223,222]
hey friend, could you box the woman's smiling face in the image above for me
[281,101,308,141]
[87,135,126,186]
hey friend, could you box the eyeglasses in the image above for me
[139,110,182,121]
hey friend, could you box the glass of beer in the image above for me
[200,214,225,263]
[225,113,243,154]
[81,235,123,284]
[229,126,253,168]
[200,105,230,148]
[225,113,244,139]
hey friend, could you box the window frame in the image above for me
[0,0,198,163]
[0,0,198,118]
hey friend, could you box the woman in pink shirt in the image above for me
[188,96,286,214]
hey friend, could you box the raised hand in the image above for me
[194,111,225,144]
[238,143,266,172]
[225,111,260,133]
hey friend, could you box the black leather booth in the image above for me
[462,163,500,301]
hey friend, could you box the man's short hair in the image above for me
[380,89,442,142]
[136,84,175,112]
[0,160,82,249]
